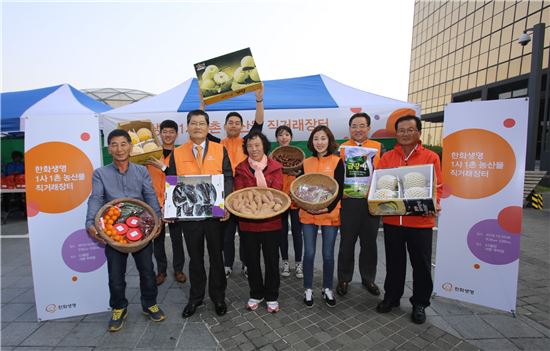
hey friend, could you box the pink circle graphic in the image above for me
[503,118,516,128]
[62,229,106,273]
[467,219,520,265]
[374,115,380,120]
[81,132,90,141]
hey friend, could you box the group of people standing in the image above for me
[86,85,442,332]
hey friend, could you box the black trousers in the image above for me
[182,219,226,304]
[105,242,157,309]
[153,222,185,274]
[241,230,280,301]
[337,198,380,283]
[223,214,245,268]
[382,224,433,307]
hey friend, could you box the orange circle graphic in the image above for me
[497,206,522,234]
[385,108,416,134]
[442,129,515,199]
[25,142,93,213]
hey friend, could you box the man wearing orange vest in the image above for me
[375,115,442,325]
[145,120,187,286]
[166,110,234,318]
[336,112,383,297]
[219,85,264,279]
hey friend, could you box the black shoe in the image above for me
[181,301,203,318]
[322,289,336,307]
[411,305,426,324]
[376,300,400,313]
[336,281,348,296]
[363,281,381,296]
[214,301,227,316]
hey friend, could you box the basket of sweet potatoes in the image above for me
[225,187,291,220]
[270,145,305,173]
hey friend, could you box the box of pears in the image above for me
[117,120,163,165]
[367,164,437,216]
[194,47,262,105]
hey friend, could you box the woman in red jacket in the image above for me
[234,131,284,313]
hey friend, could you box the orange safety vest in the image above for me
[221,137,246,174]
[299,154,341,226]
[146,154,169,205]
[172,140,224,175]
[339,139,382,168]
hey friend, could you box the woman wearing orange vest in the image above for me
[275,125,303,279]
[299,126,344,308]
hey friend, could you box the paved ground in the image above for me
[1,194,549,350]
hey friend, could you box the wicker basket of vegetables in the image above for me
[225,187,291,220]
[94,198,161,253]
[290,173,339,212]
[270,145,305,173]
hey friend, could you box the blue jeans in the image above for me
[302,224,338,290]
[105,242,157,309]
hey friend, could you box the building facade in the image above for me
[409,0,549,154]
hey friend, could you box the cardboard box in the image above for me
[194,47,262,105]
[367,164,437,216]
[164,175,225,220]
[117,120,162,165]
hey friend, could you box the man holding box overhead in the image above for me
[166,109,234,318]
[375,115,442,325]
[336,112,383,298]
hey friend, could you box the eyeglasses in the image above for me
[396,128,418,135]
[189,122,208,127]
[350,124,368,130]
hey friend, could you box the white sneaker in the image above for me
[266,301,280,313]
[304,289,314,308]
[281,261,290,277]
[224,267,232,279]
[246,298,263,311]
[322,288,336,307]
[241,265,248,279]
[295,262,303,279]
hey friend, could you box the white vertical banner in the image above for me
[434,98,528,312]
[25,114,109,321]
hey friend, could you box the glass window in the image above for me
[515,0,528,19]
[497,61,509,81]
[459,3,467,20]
[457,33,465,48]
[466,14,474,30]
[499,91,512,99]
[479,52,488,69]
[489,32,501,50]
[488,48,499,67]
[521,54,531,75]
[458,18,466,35]
[460,77,468,91]
[463,44,472,60]
[477,69,487,86]
[475,7,483,24]
[508,57,521,77]
[462,59,470,76]
[492,12,503,33]
[494,0,504,14]
[470,55,479,72]
[482,18,492,37]
[464,28,473,45]
[473,24,482,42]
[512,88,527,97]
[499,43,511,62]
[449,52,456,66]
[483,1,494,20]
[486,66,497,84]
[501,25,513,45]
[526,12,542,30]
[471,40,480,57]
[480,36,490,53]
[502,6,515,27]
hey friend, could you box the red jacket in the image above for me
[234,157,284,232]
[378,142,442,228]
